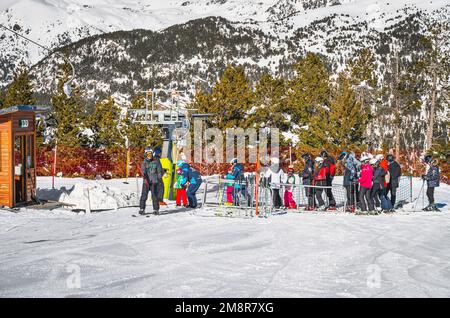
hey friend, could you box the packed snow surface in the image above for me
[0,176,449,297]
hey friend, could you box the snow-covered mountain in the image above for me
[0,0,449,150]
[1,0,448,85]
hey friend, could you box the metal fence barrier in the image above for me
[196,175,413,217]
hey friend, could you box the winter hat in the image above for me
[230,158,238,165]
[153,146,162,157]
[315,157,324,164]
[424,154,433,164]
[375,154,384,161]
[301,153,311,160]
[369,158,378,165]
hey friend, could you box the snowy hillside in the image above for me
[1,0,449,85]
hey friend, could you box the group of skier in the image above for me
[138,146,441,215]
[262,150,441,213]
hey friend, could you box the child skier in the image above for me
[284,167,297,209]
[139,147,163,215]
[174,168,188,207]
[422,155,440,211]
[358,155,374,213]
[224,169,235,206]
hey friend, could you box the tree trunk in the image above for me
[425,71,437,152]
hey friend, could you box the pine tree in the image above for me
[418,23,450,152]
[299,72,368,151]
[191,65,254,131]
[246,73,291,145]
[347,48,380,149]
[286,53,331,126]
[48,61,86,147]
[0,90,5,108]
[87,96,124,148]
[2,62,35,109]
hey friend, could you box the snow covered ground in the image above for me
[0,177,449,297]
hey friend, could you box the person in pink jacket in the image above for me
[358,155,374,212]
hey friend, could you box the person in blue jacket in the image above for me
[178,160,202,208]
[422,155,440,211]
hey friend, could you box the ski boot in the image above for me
[317,206,327,212]
[154,210,160,215]
[327,206,337,211]
[138,209,145,215]
[423,205,433,211]
[304,206,315,211]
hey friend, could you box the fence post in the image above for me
[409,176,413,204]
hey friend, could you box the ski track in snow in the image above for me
[0,177,449,297]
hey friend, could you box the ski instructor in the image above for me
[139,147,164,215]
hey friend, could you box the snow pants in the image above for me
[326,177,336,207]
[272,188,282,209]
[315,180,326,207]
[386,182,398,207]
[427,186,435,205]
[284,190,296,209]
[140,181,160,212]
[345,183,356,207]
[176,188,188,206]
[359,186,374,211]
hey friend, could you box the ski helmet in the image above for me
[360,154,370,163]
[375,154,384,161]
[144,147,153,158]
[177,160,185,167]
[338,151,348,160]
[319,150,328,158]
[386,154,395,163]
[315,157,324,164]
[230,158,238,165]
[424,154,433,164]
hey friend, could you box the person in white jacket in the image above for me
[264,157,285,209]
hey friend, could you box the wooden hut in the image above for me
[0,105,48,208]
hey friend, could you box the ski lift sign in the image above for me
[19,119,29,128]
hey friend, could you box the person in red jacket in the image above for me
[313,156,328,211]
